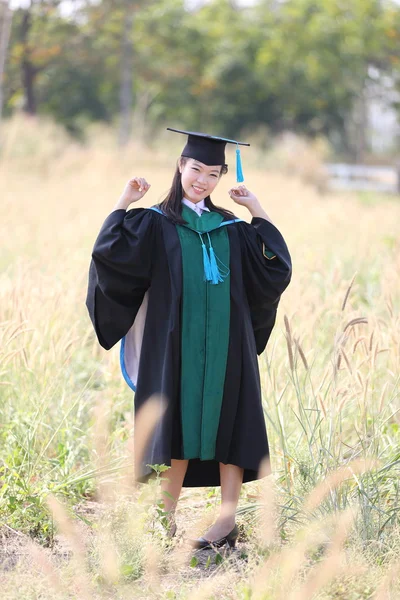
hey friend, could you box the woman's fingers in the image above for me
[140,178,151,191]
[128,177,151,193]
[129,177,140,189]
[229,185,248,197]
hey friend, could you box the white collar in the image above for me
[182,197,210,215]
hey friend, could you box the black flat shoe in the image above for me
[189,523,239,550]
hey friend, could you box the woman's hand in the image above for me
[228,184,274,223]
[114,177,151,210]
[228,184,258,208]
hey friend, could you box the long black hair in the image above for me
[157,156,236,225]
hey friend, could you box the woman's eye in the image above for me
[192,167,199,172]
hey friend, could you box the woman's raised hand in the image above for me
[124,177,151,202]
[115,177,151,210]
[228,184,273,222]
[228,184,258,207]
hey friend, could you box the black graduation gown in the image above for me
[86,206,292,487]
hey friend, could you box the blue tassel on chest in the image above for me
[198,232,229,284]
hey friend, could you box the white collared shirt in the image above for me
[182,197,210,217]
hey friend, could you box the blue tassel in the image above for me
[206,233,230,285]
[208,245,224,284]
[199,233,212,282]
[236,145,244,183]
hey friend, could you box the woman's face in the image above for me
[179,157,222,203]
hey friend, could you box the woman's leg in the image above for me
[159,458,189,514]
[201,462,244,540]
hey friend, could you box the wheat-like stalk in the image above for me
[284,314,294,371]
[341,271,357,311]
[294,336,309,370]
[343,317,368,332]
[46,496,93,600]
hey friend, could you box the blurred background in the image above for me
[1,2,400,597]
[1,0,400,172]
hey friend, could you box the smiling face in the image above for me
[179,157,222,203]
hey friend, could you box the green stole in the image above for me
[176,205,231,460]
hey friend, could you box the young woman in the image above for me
[86,129,292,550]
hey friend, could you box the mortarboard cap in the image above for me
[167,127,250,183]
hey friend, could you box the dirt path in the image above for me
[0,484,257,582]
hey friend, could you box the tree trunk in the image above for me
[22,57,37,115]
[118,4,134,147]
[20,9,37,115]
[0,0,13,121]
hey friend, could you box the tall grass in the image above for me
[0,114,400,598]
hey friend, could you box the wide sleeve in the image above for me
[85,207,156,350]
[238,217,292,354]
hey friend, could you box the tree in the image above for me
[2,0,399,155]
[252,0,400,158]
[9,1,66,116]
[0,0,13,120]
[5,0,111,134]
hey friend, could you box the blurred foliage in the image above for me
[2,0,400,154]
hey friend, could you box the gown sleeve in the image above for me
[85,207,156,350]
[238,217,292,355]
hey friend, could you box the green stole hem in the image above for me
[176,205,230,460]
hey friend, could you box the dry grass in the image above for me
[0,114,400,598]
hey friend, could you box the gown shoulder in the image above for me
[86,207,160,350]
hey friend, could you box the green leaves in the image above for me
[4,0,400,154]
[189,555,198,567]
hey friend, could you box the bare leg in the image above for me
[201,462,244,541]
[158,458,189,514]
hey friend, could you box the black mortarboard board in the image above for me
[167,127,250,182]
